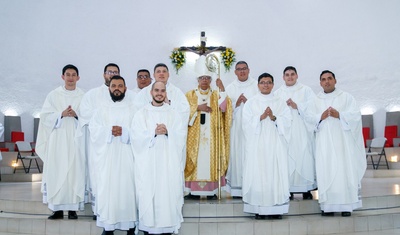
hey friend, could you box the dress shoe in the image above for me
[48,210,63,220]
[289,193,294,200]
[93,215,97,220]
[232,196,242,199]
[184,193,200,200]
[68,211,78,219]
[302,192,313,200]
[255,214,266,220]
[341,212,351,217]
[101,229,114,235]
[207,194,217,200]
[321,211,334,216]
[126,227,135,235]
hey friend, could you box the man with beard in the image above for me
[78,63,135,220]
[35,64,85,220]
[133,69,152,94]
[89,76,137,235]
[132,81,186,235]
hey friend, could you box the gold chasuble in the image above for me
[185,89,232,182]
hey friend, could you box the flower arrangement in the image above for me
[170,49,186,74]
[220,48,236,72]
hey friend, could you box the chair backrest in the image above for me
[370,137,387,148]
[11,131,24,142]
[362,127,370,147]
[16,141,33,152]
[384,125,398,147]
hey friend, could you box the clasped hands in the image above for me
[62,105,77,118]
[260,106,275,121]
[236,93,248,107]
[112,126,122,137]
[321,106,340,120]
[155,123,168,135]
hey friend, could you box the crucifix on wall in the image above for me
[170,31,236,73]
[179,31,226,56]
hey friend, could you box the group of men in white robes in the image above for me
[37,63,186,235]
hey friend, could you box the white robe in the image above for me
[35,86,85,211]
[132,103,185,234]
[242,93,291,215]
[308,89,366,212]
[274,82,317,192]
[89,97,137,231]
[78,84,136,212]
[225,78,259,197]
[78,84,110,211]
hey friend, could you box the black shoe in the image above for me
[207,194,217,200]
[321,211,334,216]
[232,196,242,199]
[142,231,149,235]
[341,212,351,217]
[101,229,114,235]
[93,215,97,220]
[126,227,135,235]
[255,214,266,220]
[184,193,201,200]
[272,214,283,219]
[68,211,78,219]
[48,210,63,220]
[289,193,294,200]
[302,192,313,200]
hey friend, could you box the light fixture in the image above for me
[391,155,398,162]
[11,160,18,168]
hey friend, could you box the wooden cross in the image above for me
[179,31,226,56]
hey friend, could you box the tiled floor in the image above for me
[1,172,400,234]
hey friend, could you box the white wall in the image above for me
[0,0,399,141]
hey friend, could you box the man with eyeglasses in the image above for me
[133,69,152,95]
[307,70,366,217]
[274,66,317,201]
[242,73,291,220]
[225,61,258,198]
[184,56,232,200]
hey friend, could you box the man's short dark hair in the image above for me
[283,66,297,75]
[109,75,126,86]
[137,69,150,77]
[154,63,169,72]
[258,73,274,83]
[320,70,335,80]
[62,64,79,76]
[235,61,248,68]
[104,63,120,73]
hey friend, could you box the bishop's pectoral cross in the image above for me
[179,31,226,56]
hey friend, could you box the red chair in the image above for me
[384,125,398,147]
[362,127,370,147]
[11,131,24,151]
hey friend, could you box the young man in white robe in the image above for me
[78,63,122,220]
[242,73,291,220]
[132,81,186,235]
[225,61,259,198]
[274,66,317,200]
[89,76,137,235]
[307,70,366,217]
[36,64,85,220]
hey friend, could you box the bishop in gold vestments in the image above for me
[184,72,232,198]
